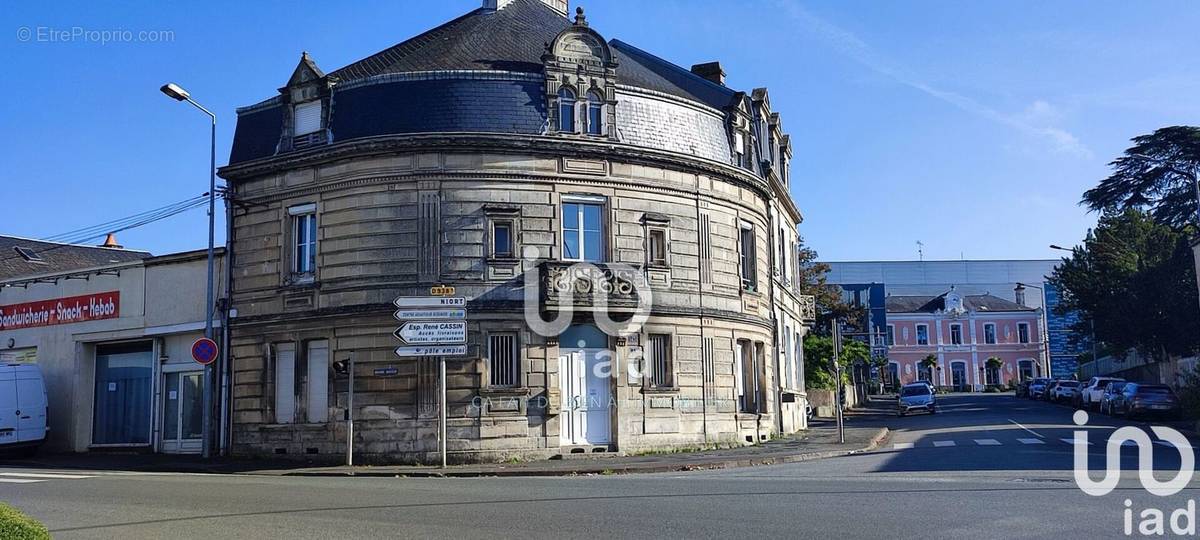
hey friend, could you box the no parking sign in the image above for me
[191,337,219,366]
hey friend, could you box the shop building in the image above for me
[219,0,814,463]
[0,236,226,454]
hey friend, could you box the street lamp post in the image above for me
[161,82,217,459]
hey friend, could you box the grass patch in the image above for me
[0,503,50,540]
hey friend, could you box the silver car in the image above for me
[898,383,937,416]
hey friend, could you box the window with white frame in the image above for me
[488,333,519,387]
[561,197,604,262]
[585,90,604,135]
[739,221,757,291]
[289,204,317,276]
[646,333,673,388]
[984,323,997,344]
[492,220,514,259]
[647,228,668,267]
[950,323,963,345]
[558,87,577,133]
[1018,322,1031,344]
[916,324,929,345]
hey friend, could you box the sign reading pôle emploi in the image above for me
[0,291,120,330]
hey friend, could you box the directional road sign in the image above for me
[393,308,467,321]
[394,321,466,345]
[395,345,468,357]
[393,297,466,308]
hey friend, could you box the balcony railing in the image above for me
[539,261,645,310]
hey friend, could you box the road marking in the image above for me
[0,478,44,484]
[893,443,914,450]
[0,472,96,480]
[932,441,956,447]
[1017,438,1045,445]
[1061,438,1092,446]
[1008,419,1044,439]
[974,439,1001,446]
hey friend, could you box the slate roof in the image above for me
[886,293,1034,314]
[0,236,151,281]
[325,0,735,108]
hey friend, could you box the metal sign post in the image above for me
[439,356,447,469]
[347,352,355,467]
[832,320,845,444]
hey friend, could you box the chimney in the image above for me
[100,233,123,249]
[483,0,569,17]
[1014,284,1027,307]
[691,62,726,86]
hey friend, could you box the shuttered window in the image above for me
[274,343,296,424]
[647,334,672,388]
[306,340,329,423]
[293,101,322,135]
[489,333,519,387]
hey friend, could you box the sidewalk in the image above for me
[3,418,889,478]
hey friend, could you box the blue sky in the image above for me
[3,0,1198,261]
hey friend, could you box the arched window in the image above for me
[558,87,576,133]
[586,91,604,135]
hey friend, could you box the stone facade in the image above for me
[219,0,812,463]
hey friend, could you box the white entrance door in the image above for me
[161,371,204,454]
[559,348,611,446]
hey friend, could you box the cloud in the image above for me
[775,0,1092,159]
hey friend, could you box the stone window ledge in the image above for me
[479,387,530,398]
[640,386,680,395]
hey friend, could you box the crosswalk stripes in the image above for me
[890,436,1195,451]
[0,471,97,484]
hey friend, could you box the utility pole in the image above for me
[439,356,447,469]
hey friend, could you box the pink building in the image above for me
[884,288,1045,390]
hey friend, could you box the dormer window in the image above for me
[558,88,577,133]
[585,91,604,135]
[294,101,322,136]
[734,132,746,168]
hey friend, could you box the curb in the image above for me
[270,427,892,478]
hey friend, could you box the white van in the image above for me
[0,364,48,455]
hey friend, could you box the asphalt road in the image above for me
[3,394,1196,539]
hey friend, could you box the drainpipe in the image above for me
[218,191,235,456]
[693,186,708,444]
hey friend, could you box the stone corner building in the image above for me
[218,0,815,463]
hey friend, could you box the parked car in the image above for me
[897,383,937,416]
[1051,380,1081,403]
[1080,377,1124,410]
[1042,379,1063,401]
[1028,378,1051,399]
[1110,383,1181,419]
[0,363,48,456]
[1099,381,1128,416]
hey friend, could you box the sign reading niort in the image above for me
[0,291,121,331]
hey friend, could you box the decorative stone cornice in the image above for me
[217,132,772,199]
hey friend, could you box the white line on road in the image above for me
[932,441,956,447]
[1061,438,1092,446]
[0,478,44,484]
[973,439,1001,446]
[1008,419,1044,439]
[0,472,96,480]
[1017,438,1045,445]
[893,443,914,450]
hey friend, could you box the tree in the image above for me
[985,357,1003,370]
[795,235,866,333]
[1082,126,1200,230]
[1049,209,1200,361]
[803,335,870,390]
